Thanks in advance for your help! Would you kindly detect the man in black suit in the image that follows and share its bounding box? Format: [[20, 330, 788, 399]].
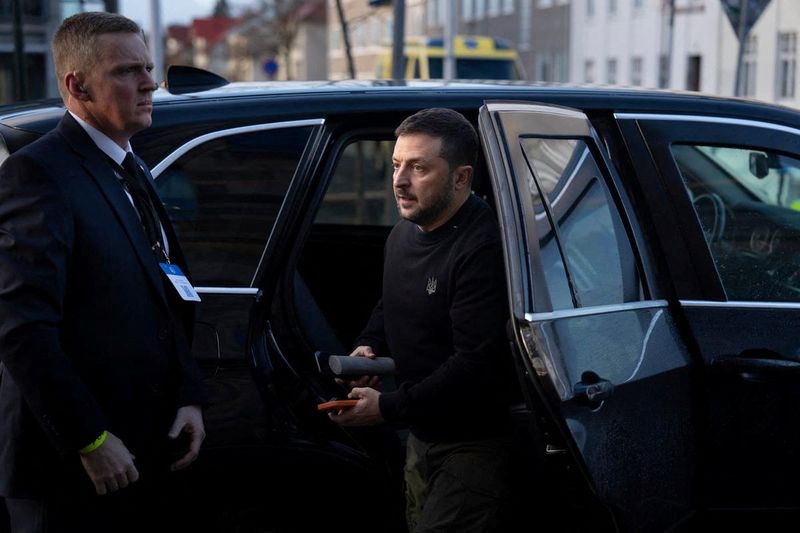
[[0, 12, 207, 532]]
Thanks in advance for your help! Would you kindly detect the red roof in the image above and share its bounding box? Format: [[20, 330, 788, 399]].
[[167, 24, 191, 46], [191, 17, 240, 47]]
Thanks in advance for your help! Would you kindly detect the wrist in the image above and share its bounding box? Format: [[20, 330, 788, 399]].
[[79, 430, 108, 454]]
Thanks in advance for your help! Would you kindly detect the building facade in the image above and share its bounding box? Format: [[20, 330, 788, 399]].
[[327, 0, 424, 80], [426, 0, 570, 82], [570, 0, 799, 108], [0, 0, 63, 103], [735, 0, 800, 107], [570, 0, 724, 90]]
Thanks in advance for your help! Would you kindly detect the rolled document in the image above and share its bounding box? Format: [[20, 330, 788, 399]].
[[327, 355, 396, 376]]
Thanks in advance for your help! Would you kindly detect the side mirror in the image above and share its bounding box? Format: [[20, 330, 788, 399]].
[[749, 151, 770, 179]]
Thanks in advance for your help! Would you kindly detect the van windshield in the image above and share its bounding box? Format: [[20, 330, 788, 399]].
[[428, 57, 518, 80]]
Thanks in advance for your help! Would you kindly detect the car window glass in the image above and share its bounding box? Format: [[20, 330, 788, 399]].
[[522, 138, 642, 309], [672, 143, 800, 301], [315, 139, 398, 227], [156, 126, 312, 286]]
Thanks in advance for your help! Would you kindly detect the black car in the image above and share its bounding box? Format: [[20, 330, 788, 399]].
[[2, 69, 800, 532]]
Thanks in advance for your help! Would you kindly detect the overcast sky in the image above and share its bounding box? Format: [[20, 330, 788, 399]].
[[119, 0, 256, 27]]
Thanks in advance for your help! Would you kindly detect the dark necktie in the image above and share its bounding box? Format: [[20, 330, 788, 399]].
[[117, 152, 169, 263]]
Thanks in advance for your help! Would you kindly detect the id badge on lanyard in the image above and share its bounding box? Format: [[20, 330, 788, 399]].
[[159, 263, 201, 302]]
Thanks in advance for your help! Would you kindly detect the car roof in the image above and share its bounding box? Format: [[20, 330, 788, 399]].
[[2, 79, 799, 136]]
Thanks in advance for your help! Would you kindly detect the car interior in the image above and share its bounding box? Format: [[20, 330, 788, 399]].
[[672, 144, 800, 301]]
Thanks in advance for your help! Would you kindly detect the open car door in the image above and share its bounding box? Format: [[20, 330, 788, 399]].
[[479, 102, 699, 531]]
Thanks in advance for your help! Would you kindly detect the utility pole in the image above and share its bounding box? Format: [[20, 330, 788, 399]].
[[662, 0, 675, 89], [734, 0, 748, 96], [335, 0, 356, 78], [149, 0, 164, 85], [443, 0, 455, 80], [391, 0, 405, 80]]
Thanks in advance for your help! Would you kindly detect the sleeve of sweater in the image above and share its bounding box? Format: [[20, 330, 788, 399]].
[[379, 234, 509, 423], [354, 298, 388, 356]]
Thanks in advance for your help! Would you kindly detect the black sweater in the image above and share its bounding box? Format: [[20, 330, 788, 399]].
[[357, 194, 513, 442]]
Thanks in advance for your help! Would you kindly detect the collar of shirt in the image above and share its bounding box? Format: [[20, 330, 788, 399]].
[[68, 111, 171, 258], [69, 111, 133, 166]]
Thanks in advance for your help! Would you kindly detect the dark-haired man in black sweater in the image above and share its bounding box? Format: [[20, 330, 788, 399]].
[[329, 108, 514, 532]]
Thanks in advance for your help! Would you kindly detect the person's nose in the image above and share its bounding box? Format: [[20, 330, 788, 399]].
[[141, 69, 157, 92], [393, 165, 410, 189]]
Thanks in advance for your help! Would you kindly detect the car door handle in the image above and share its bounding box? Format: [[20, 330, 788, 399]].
[[573, 371, 615, 402], [711, 354, 800, 377]]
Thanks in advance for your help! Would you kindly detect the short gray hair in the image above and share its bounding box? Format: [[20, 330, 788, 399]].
[[52, 11, 143, 102]]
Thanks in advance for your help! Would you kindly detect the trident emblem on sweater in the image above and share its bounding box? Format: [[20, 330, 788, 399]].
[[426, 277, 438, 295]]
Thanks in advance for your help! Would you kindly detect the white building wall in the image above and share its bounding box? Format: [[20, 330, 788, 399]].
[[747, 0, 800, 107], [669, 0, 725, 94], [571, 0, 663, 87], [572, 0, 800, 108]]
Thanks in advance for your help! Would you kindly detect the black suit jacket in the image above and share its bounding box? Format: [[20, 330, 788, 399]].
[[0, 112, 207, 498]]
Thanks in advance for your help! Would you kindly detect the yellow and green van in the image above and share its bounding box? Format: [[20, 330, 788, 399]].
[[377, 35, 525, 80]]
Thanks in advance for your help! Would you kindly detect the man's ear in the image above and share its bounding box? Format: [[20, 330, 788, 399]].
[[65, 72, 89, 101], [454, 165, 473, 190]]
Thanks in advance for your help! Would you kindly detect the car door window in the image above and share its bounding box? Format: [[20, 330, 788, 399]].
[[297, 138, 397, 352], [155, 125, 313, 360], [672, 144, 800, 301], [520, 136, 648, 386], [522, 137, 642, 310], [314, 139, 398, 226], [157, 126, 312, 287]]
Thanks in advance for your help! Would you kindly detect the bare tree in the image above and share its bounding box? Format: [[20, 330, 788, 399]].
[[213, 0, 232, 18], [242, 0, 320, 80]]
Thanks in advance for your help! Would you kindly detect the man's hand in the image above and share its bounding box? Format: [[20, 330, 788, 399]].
[[168, 405, 205, 471], [334, 346, 381, 389], [79, 431, 139, 495], [328, 387, 384, 427]]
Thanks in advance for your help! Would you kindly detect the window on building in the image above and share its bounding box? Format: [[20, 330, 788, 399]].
[[554, 51, 568, 82], [519, 0, 531, 51], [502, 0, 514, 15], [0, 0, 44, 18], [630, 56, 643, 86], [354, 22, 366, 48], [606, 58, 617, 84], [427, 0, 439, 26], [370, 18, 381, 46], [385, 17, 393, 40], [488, 0, 501, 15], [778, 32, 797, 99], [538, 0, 554, 7], [686, 54, 701, 91], [535, 53, 553, 81], [633, 0, 644, 8], [587, 0, 595, 17], [584, 59, 595, 83], [658, 54, 669, 88], [475, 0, 486, 18], [609, 0, 617, 14], [742, 35, 757, 97], [462, 0, 474, 20], [329, 25, 340, 51]]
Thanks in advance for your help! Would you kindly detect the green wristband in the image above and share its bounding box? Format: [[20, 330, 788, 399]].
[[79, 430, 107, 454]]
